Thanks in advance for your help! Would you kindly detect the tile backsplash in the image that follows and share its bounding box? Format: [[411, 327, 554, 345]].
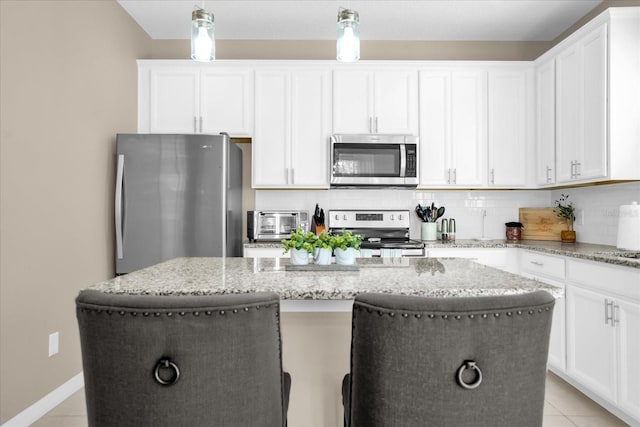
[[255, 181, 640, 246]]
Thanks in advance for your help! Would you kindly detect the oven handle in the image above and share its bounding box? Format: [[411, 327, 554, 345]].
[[400, 144, 407, 177]]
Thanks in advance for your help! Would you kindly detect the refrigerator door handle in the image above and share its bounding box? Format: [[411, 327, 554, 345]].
[[115, 154, 125, 259]]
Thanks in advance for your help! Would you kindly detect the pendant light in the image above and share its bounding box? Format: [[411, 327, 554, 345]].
[[191, 7, 215, 62], [336, 8, 360, 62]]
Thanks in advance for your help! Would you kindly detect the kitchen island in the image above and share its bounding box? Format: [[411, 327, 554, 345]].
[[91, 256, 561, 299], [87, 257, 561, 427]]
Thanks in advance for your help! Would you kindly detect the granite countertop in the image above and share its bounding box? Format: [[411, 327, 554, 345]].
[[89, 257, 562, 299], [245, 239, 640, 269]]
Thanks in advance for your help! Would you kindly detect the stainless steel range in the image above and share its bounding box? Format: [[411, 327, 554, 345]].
[[328, 210, 425, 257]]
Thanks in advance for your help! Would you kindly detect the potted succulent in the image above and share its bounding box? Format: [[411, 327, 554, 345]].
[[281, 227, 317, 265], [313, 230, 333, 265], [554, 194, 576, 243], [331, 230, 363, 265]]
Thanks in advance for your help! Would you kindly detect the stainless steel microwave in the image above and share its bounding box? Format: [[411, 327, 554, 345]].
[[330, 134, 419, 187]]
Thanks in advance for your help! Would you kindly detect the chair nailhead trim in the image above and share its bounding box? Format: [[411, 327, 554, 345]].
[[455, 315, 461, 320], [233, 309, 238, 313], [179, 312, 186, 316], [482, 314, 488, 318], [219, 310, 225, 315]]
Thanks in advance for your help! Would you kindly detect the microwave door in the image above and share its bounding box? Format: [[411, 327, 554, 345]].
[[332, 143, 403, 185]]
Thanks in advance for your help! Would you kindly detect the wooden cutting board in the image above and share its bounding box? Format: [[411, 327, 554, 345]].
[[519, 208, 566, 241]]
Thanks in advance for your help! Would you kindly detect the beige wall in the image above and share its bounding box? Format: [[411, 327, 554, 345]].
[[0, 0, 151, 422]]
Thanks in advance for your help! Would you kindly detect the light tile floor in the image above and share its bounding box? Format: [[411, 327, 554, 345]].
[[31, 372, 629, 426]]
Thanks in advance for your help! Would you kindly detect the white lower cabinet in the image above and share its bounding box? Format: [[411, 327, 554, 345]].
[[565, 258, 640, 424], [519, 250, 566, 373], [243, 246, 289, 258], [426, 248, 515, 273]]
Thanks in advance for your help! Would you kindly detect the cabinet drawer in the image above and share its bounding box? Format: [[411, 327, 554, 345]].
[[567, 259, 640, 302], [521, 251, 566, 281]]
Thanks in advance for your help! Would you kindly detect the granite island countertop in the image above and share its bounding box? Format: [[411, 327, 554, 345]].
[[245, 239, 640, 269], [89, 257, 562, 299]]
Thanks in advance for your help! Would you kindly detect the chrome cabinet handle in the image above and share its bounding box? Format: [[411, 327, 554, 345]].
[[613, 303, 620, 327], [605, 299, 614, 325], [291, 168, 294, 184], [490, 168, 495, 184], [530, 261, 544, 266], [574, 161, 581, 178], [546, 166, 552, 183], [453, 168, 457, 184], [193, 116, 197, 133], [115, 154, 125, 259], [447, 168, 451, 184]]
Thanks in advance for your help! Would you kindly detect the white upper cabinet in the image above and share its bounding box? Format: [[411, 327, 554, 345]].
[[487, 68, 532, 187], [555, 24, 607, 183], [419, 69, 487, 187], [535, 58, 556, 186], [543, 8, 640, 185], [333, 68, 418, 134], [138, 61, 253, 136], [253, 67, 331, 188]]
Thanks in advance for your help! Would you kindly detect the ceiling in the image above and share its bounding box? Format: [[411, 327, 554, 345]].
[[118, 0, 603, 42]]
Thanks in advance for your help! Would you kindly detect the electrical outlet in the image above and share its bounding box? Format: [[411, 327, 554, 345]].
[[48, 332, 59, 357]]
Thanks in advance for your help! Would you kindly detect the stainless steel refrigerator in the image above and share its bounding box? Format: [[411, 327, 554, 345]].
[[115, 133, 242, 274]]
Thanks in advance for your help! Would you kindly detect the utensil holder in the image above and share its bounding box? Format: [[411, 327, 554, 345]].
[[421, 222, 437, 241]]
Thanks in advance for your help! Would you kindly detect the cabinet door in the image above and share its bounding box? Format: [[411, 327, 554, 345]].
[[566, 285, 617, 403], [535, 58, 556, 185], [556, 44, 581, 183], [333, 70, 372, 133], [450, 71, 487, 186], [617, 298, 640, 421], [548, 296, 566, 372], [556, 24, 608, 184], [253, 71, 290, 187], [373, 70, 418, 134], [200, 68, 253, 136], [419, 70, 450, 186], [488, 70, 528, 187], [290, 69, 331, 187], [149, 69, 199, 133], [580, 24, 607, 181]]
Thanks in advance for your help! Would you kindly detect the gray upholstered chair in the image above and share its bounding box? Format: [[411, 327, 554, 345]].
[[342, 290, 555, 427], [76, 290, 290, 427]]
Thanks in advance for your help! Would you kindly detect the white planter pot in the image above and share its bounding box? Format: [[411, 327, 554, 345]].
[[290, 248, 310, 265], [313, 248, 332, 265], [335, 247, 357, 265]]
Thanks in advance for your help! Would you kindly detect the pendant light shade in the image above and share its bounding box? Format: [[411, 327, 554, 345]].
[[191, 8, 215, 62], [337, 8, 360, 62]]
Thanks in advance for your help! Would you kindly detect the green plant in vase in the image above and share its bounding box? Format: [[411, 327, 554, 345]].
[[330, 230, 363, 251], [282, 227, 317, 264], [331, 230, 363, 265], [554, 193, 576, 242]]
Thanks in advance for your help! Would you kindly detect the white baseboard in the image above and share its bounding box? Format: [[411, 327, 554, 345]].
[[2, 372, 84, 427]]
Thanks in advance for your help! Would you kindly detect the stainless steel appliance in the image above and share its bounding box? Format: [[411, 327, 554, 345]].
[[328, 210, 425, 257], [247, 210, 309, 242], [330, 134, 419, 187], [115, 133, 242, 274]]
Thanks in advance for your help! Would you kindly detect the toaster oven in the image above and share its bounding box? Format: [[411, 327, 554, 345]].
[[247, 211, 309, 242]]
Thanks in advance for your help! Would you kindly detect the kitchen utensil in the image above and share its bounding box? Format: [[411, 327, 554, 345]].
[[313, 204, 326, 234], [436, 207, 445, 220]]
